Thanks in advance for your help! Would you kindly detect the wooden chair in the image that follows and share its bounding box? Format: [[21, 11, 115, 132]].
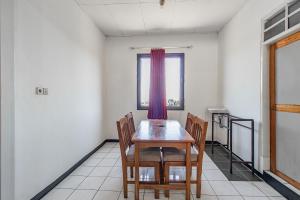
[[125, 112, 135, 178], [163, 116, 208, 198], [125, 112, 135, 136], [117, 117, 161, 199], [185, 112, 195, 134]]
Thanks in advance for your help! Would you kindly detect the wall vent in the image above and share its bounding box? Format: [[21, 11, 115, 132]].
[[264, 0, 300, 41]]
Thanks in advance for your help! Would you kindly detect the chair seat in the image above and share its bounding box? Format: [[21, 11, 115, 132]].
[[163, 147, 198, 162], [127, 145, 161, 162]]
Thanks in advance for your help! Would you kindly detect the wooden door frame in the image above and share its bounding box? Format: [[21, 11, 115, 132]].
[[269, 31, 300, 190]]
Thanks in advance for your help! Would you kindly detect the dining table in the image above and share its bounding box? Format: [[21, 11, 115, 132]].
[[131, 120, 195, 200]]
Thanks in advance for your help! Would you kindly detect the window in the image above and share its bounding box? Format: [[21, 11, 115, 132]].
[[264, 0, 300, 41], [137, 53, 184, 110]]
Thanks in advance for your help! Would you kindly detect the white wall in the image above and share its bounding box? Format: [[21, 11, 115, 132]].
[[104, 33, 219, 139], [218, 0, 285, 171], [14, 0, 106, 199], [1, 0, 15, 199]]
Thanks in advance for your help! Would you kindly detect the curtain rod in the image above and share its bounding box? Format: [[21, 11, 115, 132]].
[[129, 45, 193, 50]]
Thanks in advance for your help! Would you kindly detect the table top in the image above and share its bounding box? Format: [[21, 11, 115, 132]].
[[132, 120, 194, 143]]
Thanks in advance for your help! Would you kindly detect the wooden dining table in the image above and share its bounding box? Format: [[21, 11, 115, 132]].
[[132, 120, 195, 200]]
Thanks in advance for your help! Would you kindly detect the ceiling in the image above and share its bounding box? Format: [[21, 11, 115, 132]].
[[76, 0, 246, 37]]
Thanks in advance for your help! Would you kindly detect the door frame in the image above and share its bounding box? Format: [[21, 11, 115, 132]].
[[0, 0, 15, 199], [269, 31, 300, 190]]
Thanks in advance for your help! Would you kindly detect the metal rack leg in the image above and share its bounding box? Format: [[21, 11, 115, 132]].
[[251, 120, 254, 175], [227, 114, 230, 150], [230, 120, 233, 174], [211, 113, 214, 154]]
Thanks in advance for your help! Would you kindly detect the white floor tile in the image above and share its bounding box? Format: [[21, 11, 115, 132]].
[[167, 193, 194, 200], [105, 152, 121, 159], [217, 196, 243, 200], [78, 176, 106, 190], [191, 181, 215, 195], [93, 190, 120, 200], [268, 197, 287, 200], [252, 182, 282, 197], [96, 147, 112, 153], [41, 189, 73, 200], [97, 158, 118, 167], [231, 181, 265, 197], [89, 166, 112, 177], [243, 197, 269, 200], [92, 152, 108, 159], [203, 170, 227, 181], [143, 192, 168, 200], [100, 177, 123, 191], [115, 159, 122, 167], [193, 195, 218, 200], [56, 176, 85, 189], [67, 189, 96, 200], [83, 158, 102, 167], [118, 192, 142, 200], [208, 181, 239, 196], [109, 166, 123, 178], [203, 162, 219, 170], [72, 166, 94, 176], [111, 148, 121, 153]]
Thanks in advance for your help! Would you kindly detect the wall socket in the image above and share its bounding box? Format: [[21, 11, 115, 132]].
[[36, 87, 43, 95], [35, 87, 48, 95]]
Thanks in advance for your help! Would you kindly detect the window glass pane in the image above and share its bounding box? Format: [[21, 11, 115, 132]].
[[288, 0, 300, 14], [165, 57, 181, 107], [140, 57, 150, 107], [288, 11, 300, 28], [264, 9, 285, 29], [264, 21, 285, 41], [275, 39, 300, 104]]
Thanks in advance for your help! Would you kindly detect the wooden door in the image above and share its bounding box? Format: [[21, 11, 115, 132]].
[[270, 31, 300, 190]]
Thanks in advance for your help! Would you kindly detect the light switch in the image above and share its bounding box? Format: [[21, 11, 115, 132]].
[[43, 88, 48, 95]]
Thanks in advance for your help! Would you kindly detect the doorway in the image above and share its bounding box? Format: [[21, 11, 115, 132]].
[[270, 31, 300, 190]]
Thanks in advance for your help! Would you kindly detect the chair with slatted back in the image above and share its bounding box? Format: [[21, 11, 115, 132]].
[[185, 112, 195, 134], [117, 117, 162, 199], [125, 112, 135, 137], [125, 112, 136, 178], [163, 116, 208, 198]]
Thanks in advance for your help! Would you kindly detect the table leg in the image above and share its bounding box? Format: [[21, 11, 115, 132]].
[[186, 143, 191, 200], [134, 143, 140, 200]]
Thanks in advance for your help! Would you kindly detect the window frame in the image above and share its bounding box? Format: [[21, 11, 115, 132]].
[[137, 53, 185, 111]]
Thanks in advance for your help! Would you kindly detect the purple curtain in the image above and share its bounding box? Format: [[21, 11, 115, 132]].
[[147, 49, 167, 120]]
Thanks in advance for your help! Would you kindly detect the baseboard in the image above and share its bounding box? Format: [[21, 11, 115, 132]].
[[105, 139, 119, 142], [31, 139, 115, 200], [263, 171, 300, 200]]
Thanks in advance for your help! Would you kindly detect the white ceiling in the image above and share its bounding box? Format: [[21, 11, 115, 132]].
[[76, 0, 247, 37]]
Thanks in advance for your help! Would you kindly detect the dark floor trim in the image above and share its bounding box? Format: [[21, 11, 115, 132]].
[[205, 140, 263, 178], [106, 139, 119, 142], [31, 139, 116, 200], [263, 171, 300, 200]]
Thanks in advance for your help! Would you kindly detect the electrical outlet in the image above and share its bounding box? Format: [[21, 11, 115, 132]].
[[43, 88, 48, 95], [35, 87, 43, 95]]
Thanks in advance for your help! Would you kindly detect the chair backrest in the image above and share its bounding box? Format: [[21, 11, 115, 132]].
[[191, 116, 208, 161], [125, 112, 135, 135], [116, 117, 131, 161], [185, 112, 195, 134]]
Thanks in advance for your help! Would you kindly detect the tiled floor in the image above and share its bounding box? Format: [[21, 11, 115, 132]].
[[42, 142, 286, 200]]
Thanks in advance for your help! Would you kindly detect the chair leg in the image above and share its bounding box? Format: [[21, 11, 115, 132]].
[[122, 165, 128, 198], [154, 164, 160, 199], [196, 166, 202, 198], [130, 166, 134, 178], [164, 164, 170, 198]]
